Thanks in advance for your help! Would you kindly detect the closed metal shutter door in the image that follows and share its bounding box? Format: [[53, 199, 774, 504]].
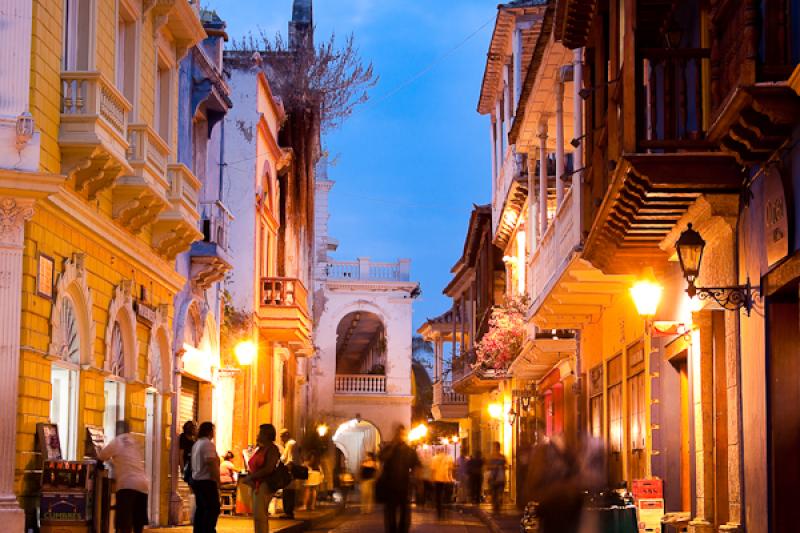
[[179, 377, 199, 426]]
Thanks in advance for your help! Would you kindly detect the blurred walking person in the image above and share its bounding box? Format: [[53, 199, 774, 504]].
[[359, 452, 378, 514], [301, 453, 324, 511], [246, 424, 282, 533], [430, 448, 454, 520], [455, 448, 470, 504], [192, 422, 221, 533], [487, 442, 507, 515], [279, 429, 299, 518], [95, 421, 149, 533], [378, 424, 421, 533], [466, 450, 484, 504]]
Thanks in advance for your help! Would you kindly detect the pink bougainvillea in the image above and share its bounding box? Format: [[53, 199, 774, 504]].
[[473, 297, 527, 371]]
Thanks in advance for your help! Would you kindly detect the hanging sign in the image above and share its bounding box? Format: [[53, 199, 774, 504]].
[[763, 166, 788, 267]]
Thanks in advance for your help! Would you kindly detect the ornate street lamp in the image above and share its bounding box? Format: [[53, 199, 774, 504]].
[[675, 224, 757, 314], [234, 340, 257, 366], [506, 407, 517, 426]]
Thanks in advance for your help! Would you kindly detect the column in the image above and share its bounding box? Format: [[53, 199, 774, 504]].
[[513, 27, 523, 108], [555, 79, 566, 207], [689, 312, 714, 533], [538, 122, 548, 235], [0, 197, 34, 531], [573, 49, 584, 231], [503, 64, 513, 133], [0, 0, 33, 118], [495, 101, 504, 168], [527, 155, 538, 251]]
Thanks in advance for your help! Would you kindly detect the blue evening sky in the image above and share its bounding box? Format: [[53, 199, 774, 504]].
[[206, 0, 494, 330]]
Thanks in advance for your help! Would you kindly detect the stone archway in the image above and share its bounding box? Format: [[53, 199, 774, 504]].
[[332, 418, 381, 475], [335, 311, 386, 375]]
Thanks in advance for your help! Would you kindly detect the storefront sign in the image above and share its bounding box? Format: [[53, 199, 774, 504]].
[[135, 301, 156, 325], [632, 479, 664, 533], [764, 166, 789, 267], [41, 491, 93, 522], [37, 253, 54, 299]]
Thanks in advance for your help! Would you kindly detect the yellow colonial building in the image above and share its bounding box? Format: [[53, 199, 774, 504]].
[[0, 0, 206, 529]]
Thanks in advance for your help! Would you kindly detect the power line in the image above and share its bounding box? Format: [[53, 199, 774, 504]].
[[219, 13, 494, 169]]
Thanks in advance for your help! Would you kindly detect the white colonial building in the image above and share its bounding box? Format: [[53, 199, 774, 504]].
[[311, 162, 418, 471]]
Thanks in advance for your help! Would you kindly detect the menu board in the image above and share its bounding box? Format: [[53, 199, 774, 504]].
[[84, 426, 105, 459], [36, 423, 62, 461]]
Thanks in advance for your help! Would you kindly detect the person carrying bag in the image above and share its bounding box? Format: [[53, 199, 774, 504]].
[[245, 425, 282, 533]]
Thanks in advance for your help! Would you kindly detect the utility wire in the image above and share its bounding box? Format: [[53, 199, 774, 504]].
[[219, 13, 495, 169]]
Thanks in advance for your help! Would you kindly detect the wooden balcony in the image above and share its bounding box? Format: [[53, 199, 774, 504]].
[[257, 277, 312, 344], [637, 48, 715, 152], [582, 153, 744, 275], [151, 163, 202, 259], [334, 374, 386, 395], [59, 71, 133, 199], [432, 381, 468, 421], [112, 124, 170, 233], [451, 349, 506, 394], [189, 201, 233, 290], [492, 148, 528, 247]]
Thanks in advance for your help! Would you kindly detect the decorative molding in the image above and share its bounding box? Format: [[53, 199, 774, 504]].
[[104, 280, 139, 380], [0, 197, 34, 247], [147, 303, 173, 393], [49, 253, 95, 365]]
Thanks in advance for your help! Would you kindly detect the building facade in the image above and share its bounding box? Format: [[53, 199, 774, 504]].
[[312, 162, 418, 462], [5, 0, 206, 530]]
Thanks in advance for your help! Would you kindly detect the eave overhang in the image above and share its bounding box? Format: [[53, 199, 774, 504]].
[[493, 175, 529, 248], [553, 0, 598, 49], [509, 337, 575, 381], [583, 153, 744, 275]]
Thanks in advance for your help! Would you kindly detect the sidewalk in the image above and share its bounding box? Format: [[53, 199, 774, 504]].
[[146, 504, 341, 533], [466, 503, 522, 533]]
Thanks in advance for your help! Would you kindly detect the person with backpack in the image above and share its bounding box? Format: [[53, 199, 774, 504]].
[[245, 424, 281, 533], [191, 422, 221, 533]]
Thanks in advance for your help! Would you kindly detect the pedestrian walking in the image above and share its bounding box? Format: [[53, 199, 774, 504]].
[[191, 422, 221, 533], [487, 442, 507, 515], [430, 448, 454, 520], [417, 450, 432, 507], [378, 424, 421, 533], [466, 450, 484, 504], [301, 452, 324, 511], [246, 424, 282, 533], [359, 452, 378, 514], [95, 421, 149, 533], [455, 448, 470, 504], [279, 429, 299, 518]]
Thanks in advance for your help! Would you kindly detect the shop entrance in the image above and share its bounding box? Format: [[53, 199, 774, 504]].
[[332, 419, 381, 475], [767, 275, 800, 532]]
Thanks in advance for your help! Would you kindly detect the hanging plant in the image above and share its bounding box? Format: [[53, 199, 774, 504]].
[[473, 297, 528, 371]]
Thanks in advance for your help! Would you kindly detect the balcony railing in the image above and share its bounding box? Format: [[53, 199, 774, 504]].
[[260, 277, 309, 311], [433, 381, 467, 405], [327, 258, 411, 282], [61, 71, 130, 140], [639, 47, 712, 151], [492, 147, 524, 233], [150, 164, 202, 259], [199, 201, 233, 251], [530, 184, 581, 304], [335, 374, 386, 394]]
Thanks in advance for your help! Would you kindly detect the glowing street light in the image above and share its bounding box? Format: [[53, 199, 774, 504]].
[[316, 424, 329, 437], [630, 267, 664, 318], [488, 402, 503, 420], [408, 423, 428, 442], [234, 340, 257, 366]]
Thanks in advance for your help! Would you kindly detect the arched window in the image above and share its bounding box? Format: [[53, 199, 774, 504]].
[[110, 321, 124, 377], [60, 297, 81, 365]]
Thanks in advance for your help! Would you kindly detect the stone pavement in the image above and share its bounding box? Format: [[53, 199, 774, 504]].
[[470, 503, 523, 533], [146, 505, 339, 533], [323, 506, 490, 533]]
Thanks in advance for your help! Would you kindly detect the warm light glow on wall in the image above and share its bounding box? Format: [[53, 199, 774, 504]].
[[182, 343, 210, 364], [488, 402, 503, 420]]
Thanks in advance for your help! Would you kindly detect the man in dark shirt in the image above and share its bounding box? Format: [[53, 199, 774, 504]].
[[179, 421, 196, 482], [378, 425, 420, 533]]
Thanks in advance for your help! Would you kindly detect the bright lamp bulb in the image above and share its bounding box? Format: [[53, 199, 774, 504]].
[[234, 340, 257, 366], [630, 269, 664, 318], [488, 402, 503, 420]]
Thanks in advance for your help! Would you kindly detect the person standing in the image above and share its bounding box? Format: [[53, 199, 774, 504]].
[[179, 421, 197, 483], [455, 448, 470, 504], [247, 424, 281, 533], [301, 453, 324, 511], [192, 422, 221, 533], [487, 442, 507, 515], [96, 421, 149, 533], [279, 429, 298, 518], [466, 450, 484, 505], [358, 452, 378, 514], [430, 448, 454, 520], [378, 425, 420, 533]]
